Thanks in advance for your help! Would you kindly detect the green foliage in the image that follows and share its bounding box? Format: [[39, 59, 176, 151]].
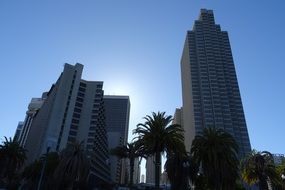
[[22, 152, 59, 189], [241, 150, 281, 190], [191, 127, 239, 190], [0, 136, 26, 189], [53, 141, 90, 189], [164, 152, 195, 190], [134, 112, 185, 190]]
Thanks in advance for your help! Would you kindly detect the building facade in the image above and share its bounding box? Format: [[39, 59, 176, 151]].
[[23, 63, 110, 185], [273, 154, 284, 166], [145, 156, 156, 184], [14, 122, 24, 142], [104, 95, 130, 184], [180, 9, 251, 157], [16, 97, 45, 147]]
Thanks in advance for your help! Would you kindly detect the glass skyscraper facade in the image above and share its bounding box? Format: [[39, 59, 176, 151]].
[[181, 9, 251, 158]]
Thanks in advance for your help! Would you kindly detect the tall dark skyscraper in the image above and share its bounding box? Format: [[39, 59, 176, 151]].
[[180, 9, 251, 157], [104, 95, 130, 183]]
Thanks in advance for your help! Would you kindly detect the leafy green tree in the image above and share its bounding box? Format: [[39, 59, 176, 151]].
[[53, 141, 90, 189], [276, 160, 285, 189], [110, 141, 145, 187], [134, 112, 184, 190], [0, 136, 26, 189], [191, 127, 239, 190], [241, 150, 281, 190]]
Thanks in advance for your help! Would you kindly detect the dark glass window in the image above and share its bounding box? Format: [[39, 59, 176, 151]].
[[77, 92, 85, 97], [73, 113, 80, 119], [69, 130, 77, 136], [72, 119, 79, 124], [76, 97, 84, 102], [70, 125, 78, 130], [75, 102, 83, 107], [80, 82, 87, 87], [79, 87, 86, 92], [74, 107, 81, 113]]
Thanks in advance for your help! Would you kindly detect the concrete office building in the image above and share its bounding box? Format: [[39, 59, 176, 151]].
[[23, 63, 110, 185], [133, 157, 141, 184], [180, 9, 251, 157], [273, 154, 284, 166], [16, 97, 45, 147], [146, 156, 157, 184], [173, 108, 183, 125], [104, 95, 130, 184], [14, 122, 24, 142]]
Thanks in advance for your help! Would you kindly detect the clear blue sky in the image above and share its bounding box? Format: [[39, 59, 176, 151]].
[[1, 1, 284, 157]]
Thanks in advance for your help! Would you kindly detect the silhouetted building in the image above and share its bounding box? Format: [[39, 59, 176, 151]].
[[273, 154, 284, 166], [146, 156, 160, 184], [133, 158, 141, 184], [17, 97, 45, 147], [14, 122, 23, 142], [23, 63, 110, 186], [180, 9, 251, 158], [104, 95, 130, 184]]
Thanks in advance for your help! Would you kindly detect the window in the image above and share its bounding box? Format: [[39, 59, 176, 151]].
[[80, 82, 87, 87], [73, 113, 80, 119], [75, 102, 83, 107], [74, 107, 81, 113], [70, 125, 78, 130], [76, 97, 83, 102], [69, 130, 77, 136], [77, 92, 85, 97], [79, 87, 86, 92], [72, 119, 79, 124]]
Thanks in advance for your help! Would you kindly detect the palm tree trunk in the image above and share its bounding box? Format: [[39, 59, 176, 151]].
[[130, 158, 134, 189], [258, 176, 269, 190], [155, 151, 161, 190]]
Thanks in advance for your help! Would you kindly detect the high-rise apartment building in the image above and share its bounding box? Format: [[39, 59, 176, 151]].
[[104, 95, 130, 183], [145, 156, 157, 184], [180, 9, 251, 157], [16, 96, 45, 147], [23, 63, 110, 185], [133, 157, 141, 184], [14, 122, 24, 142]]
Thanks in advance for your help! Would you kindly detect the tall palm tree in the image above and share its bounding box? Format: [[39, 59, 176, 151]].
[[0, 136, 26, 187], [191, 127, 239, 190], [110, 141, 145, 187], [53, 141, 90, 189], [241, 150, 281, 190], [134, 112, 184, 190]]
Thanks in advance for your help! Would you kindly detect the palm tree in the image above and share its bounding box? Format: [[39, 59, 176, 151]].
[[22, 152, 59, 189], [276, 160, 285, 189], [241, 150, 281, 190], [0, 136, 26, 188], [53, 141, 90, 189], [134, 111, 184, 190], [110, 141, 145, 187], [191, 127, 239, 190], [165, 152, 197, 190]]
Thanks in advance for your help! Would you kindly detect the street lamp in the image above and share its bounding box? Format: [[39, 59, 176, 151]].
[[37, 138, 56, 190]]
